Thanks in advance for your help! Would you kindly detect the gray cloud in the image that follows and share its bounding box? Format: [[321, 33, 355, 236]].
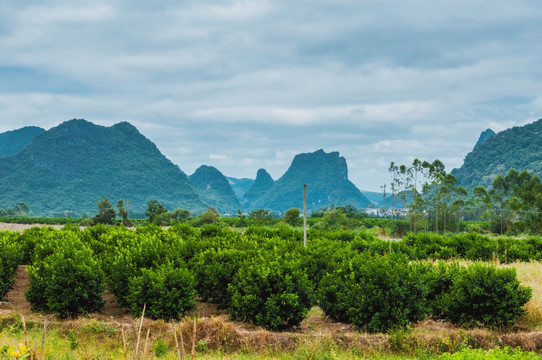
[[0, 0, 541, 191]]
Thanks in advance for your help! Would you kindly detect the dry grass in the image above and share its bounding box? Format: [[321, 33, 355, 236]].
[[3, 260, 542, 358], [502, 261, 542, 330]]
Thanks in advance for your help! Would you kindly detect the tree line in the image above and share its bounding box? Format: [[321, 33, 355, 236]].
[[387, 159, 542, 235]]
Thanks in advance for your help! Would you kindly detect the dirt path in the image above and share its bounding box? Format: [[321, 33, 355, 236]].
[[0, 223, 65, 232]]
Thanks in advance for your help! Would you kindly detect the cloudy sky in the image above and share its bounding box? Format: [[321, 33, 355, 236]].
[[1, 1, 541, 191]]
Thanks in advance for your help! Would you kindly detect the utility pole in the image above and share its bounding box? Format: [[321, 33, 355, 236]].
[[303, 184, 308, 248]]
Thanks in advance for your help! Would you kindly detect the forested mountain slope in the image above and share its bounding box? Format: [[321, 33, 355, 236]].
[[190, 165, 240, 214], [0, 126, 44, 157], [0, 119, 205, 216], [250, 149, 371, 213], [453, 119, 542, 190]]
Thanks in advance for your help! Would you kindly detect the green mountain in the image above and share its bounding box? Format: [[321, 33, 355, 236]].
[[473, 128, 496, 150], [453, 119, 542, 190], [243, 169, 275, 209], [250, 149, 371, 213], [190, 166, 241, 215], [0, 119, 205, 216], [0, 126, 45, 157], [226, 177, 254, 201]]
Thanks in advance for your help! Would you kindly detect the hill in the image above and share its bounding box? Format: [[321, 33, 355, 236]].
[[0, 126, 44, 157], [190, 166, 240, 215], [473, 129, 496, 150], [250, 149, 371, 213], [452, 119, 542, 190], [226, 177, 254, 201], [0, 119, 205, 216], [243, 169, 275, 209]]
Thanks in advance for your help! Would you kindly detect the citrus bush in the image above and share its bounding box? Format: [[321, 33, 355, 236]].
[[438, 263, 532, 328], [190, 248, 247, 308], [228, 256, 314, 330], [0, 231, 23, 300], [25, 231, 105, 318], [127, 263, 197, 320], [319, 252, 428, 333]]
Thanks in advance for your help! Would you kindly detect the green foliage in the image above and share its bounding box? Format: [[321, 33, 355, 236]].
[[191, 248, 246, 308], [91, 197, 116, 225], [318, 252, 428, 333], [100, 227, 176, 307], [283, 208, 301, 226], [0, 125, 44, 157], [193, 207, 220, 226], [153, 339, 169, 357], [127, 263, 197, 320], [25, 231, 105, 318], [228, 256, 314, 330], [437, 346, 542, 360], [189, 165, 241, 214], [248, 209, 275, 226], [0, 119, 206, 217], [145, 200, 168, 224], [248, 149, 371, 212], [438, 263, 532, 329], [0, 232, 23, 300]]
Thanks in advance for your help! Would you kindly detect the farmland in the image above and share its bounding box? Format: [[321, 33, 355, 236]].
[[2, 223, 542, 359]]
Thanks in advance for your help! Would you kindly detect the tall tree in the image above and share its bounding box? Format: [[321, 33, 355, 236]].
[[92, 197, 116, 225]]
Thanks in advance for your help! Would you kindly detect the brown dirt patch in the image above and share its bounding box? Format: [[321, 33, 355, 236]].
[[0, 265, 32, 316]]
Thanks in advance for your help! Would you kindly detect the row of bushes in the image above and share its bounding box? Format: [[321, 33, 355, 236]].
[[0, 224, 534, 333], [318, 254, 531, 332]]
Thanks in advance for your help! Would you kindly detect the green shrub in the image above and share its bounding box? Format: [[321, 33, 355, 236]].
[[319, 252, 428, 333], [228, 256, 314, 330], [191, 248, 246, 308], [101, 230, 173, 307], [25, 232, 105, 318], [0, 232, 23, 300], [153, 339, 169, 357], [127, 263, 196, 320], [439, 263, 531, 329]]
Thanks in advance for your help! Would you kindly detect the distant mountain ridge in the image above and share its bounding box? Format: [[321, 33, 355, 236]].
[[473, 129, 496, 150], [226, 177, 254, 201], [0, 119, 205, 216], [0, 121, 377, 216], [243, 169, 275, 209], [0, 126, 44, 157], [190, 166, 240, 214], [453, 119, 542, 190], [249, 149, 371, 212]]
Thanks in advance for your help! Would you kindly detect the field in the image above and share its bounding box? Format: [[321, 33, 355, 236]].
[[2, 224, 542, 359]]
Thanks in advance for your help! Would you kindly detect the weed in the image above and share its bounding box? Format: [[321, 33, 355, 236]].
[[153, 338, 168, 357]]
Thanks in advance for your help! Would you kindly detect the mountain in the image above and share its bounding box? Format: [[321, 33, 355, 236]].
[[0, 126, 45, 157], [452, 119, 542, 190], [226, 177, 254, 201], [250, 149, 371, 213], [361, 190, 398, 209], [0, 119, 205, 216], [243, 169, 275, 209], [190, 166, 241, 214], [473, 129, 496, 150]]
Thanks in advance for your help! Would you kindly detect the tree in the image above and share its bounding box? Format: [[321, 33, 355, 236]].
[[91, 198, 116, 225], [171, 208, 191, 223], [248, 209, 274, 226], [145, 200, 168, 224], [117, 199, 132, 227], [194, 207, 219, 226], [284, 208, 301, 226]]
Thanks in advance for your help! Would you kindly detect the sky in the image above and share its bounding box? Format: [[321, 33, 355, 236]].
[[1, 1, 541, 192]]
